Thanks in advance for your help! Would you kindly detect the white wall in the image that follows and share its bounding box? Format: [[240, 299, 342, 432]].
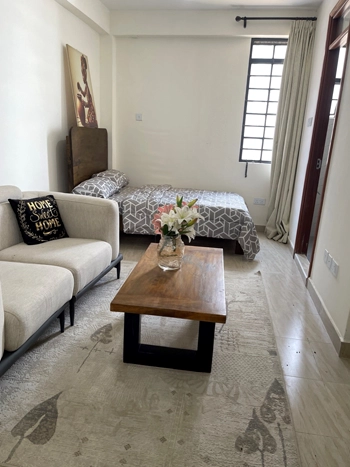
[[290, 0, 350, 342], [110, 9, 316, 37], [309, 51, 350, 341], [55, 0, 110, 34], [114, 36, 271, 225], [111, 10, 315, 226], [0, 0, 100, 192]]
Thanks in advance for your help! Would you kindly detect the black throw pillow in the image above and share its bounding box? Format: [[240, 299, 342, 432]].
[[8, 195, 69, 245]]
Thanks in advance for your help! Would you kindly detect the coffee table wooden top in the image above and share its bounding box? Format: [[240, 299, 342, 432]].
[[111, 243, 226, 324]]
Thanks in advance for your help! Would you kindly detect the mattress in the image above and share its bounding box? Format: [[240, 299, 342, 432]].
[[110, 184, 260, 260]]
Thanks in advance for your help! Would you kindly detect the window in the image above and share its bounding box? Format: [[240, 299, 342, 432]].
[[330, 46, 346, 117], [239, 39, 288, 163]]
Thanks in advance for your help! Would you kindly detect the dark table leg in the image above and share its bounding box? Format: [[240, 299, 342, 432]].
[[123, 313, 141, 363], [197, 321, 215, 372], [123, 313, 216, 373]]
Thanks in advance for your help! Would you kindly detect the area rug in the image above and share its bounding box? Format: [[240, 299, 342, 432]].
[[0, 262, 300, 467]]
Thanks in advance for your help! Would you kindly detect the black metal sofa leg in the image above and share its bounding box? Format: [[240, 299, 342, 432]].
[[58, 311, 65, 333], [116, 261, 121, 279], [70, 298, 76, 326]]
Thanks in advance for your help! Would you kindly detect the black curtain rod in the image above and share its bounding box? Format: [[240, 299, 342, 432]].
[[235, 16, 317, 28]]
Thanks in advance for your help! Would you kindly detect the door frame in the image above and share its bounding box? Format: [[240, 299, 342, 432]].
[[294, 0, 350, 276]]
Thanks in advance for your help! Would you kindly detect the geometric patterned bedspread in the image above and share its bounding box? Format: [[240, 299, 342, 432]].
[[111, 184, 260, 260]]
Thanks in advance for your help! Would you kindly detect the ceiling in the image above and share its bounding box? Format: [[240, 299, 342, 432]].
[[99, 0, 322, 10]]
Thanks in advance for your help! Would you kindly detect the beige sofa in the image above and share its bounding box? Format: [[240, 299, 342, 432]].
[[0, 185, 122, 376]]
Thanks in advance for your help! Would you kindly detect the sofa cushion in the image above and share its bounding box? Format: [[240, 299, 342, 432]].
[[0, 185, 22, 204], [8, 195, 69, 245], [0, 187, 23, 251], [0, 261, 74, 352], [0, 238, 112, 295], [0, 281, 4, 360]]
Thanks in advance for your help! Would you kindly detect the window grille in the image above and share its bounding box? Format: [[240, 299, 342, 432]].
[[239, 38, 288, 163]]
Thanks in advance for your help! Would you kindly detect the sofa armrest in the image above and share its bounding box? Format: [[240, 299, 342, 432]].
[[0, 280, 4, 361], [23, 191, 120, 260]]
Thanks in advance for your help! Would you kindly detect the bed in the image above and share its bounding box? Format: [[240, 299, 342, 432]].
[[66, 127, 260, 260]]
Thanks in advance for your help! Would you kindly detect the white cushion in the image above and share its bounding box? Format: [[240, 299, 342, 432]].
[[0, 200, 23, 252], [22, 191, 120, 261], [0, 261, 74, 352], [0, 238, 112, 295], [0, 280, 4, 360], [0, 185, 22, 203]]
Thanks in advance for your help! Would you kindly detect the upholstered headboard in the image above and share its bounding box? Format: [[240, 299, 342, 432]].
[[66, 127, 108, 191]]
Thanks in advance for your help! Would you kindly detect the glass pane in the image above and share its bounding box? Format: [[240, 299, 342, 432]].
[[248, 89, 269, 101], [270, 76, 282, 88], [266, 115, 276, 126], [251, 63, 272, 76], [268, 102, 278, 114], [336, 47, 346, 79], [264, 127, 275, 138], [332, 84, 340, 100], [330, 100, 337, 116], [269, 89, 280, 101], [272, 64, 284, 76], [262, 150, 273, 162], [274, 45, 287, 59], [245, 114, 266, 126], [252, 44, 274, 59], [263, 139, 273, 150], [244, 126, 264, 138], [243, 138, 262, 149], [247, 101, 267, 114], [249, 76, 270, 88], [242, 149, 261, 161]]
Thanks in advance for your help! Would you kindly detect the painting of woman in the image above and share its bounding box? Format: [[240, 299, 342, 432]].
[[66, 45, 98, 128]]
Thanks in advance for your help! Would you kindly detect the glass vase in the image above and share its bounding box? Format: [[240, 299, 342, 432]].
[[157, 235, 185, 271]]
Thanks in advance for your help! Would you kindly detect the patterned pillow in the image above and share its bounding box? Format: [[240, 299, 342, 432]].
[[93, 169, 129, 192], [72, 177, 118, 198], [8, 195, 69, 245]]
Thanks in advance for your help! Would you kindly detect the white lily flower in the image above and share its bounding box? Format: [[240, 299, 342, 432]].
[[183, 226, 196, 242], [173, 206, 193, 223], [154, 195, 203, 240]]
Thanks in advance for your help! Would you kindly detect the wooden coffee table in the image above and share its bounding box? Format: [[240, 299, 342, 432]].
[[110, 243, 226, 373]]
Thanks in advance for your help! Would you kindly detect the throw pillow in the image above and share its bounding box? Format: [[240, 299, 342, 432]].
[[93, 169, 129, 192], [8, 195, 69, 245], [72, 177, 118, 198]]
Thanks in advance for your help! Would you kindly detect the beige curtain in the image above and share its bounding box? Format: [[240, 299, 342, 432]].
[[265, 20, 316, 243]]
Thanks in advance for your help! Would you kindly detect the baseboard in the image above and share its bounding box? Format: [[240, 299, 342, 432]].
[[288, 238, 309, 285], [294, 254, 309, 285], [307, 278, 350, 358], [255, 225, 265, 232]]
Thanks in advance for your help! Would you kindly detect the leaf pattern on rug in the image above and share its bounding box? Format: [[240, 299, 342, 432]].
[[260, 378, 291, 467], [235, 378, 291, 467], [235, 408, 277, 466], [91, 323, 113, 344], [77, 323, 114, 373], [260, 378, 291, 425], [4, 392, 62, 463]]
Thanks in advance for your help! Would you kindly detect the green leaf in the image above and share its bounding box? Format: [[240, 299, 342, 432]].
[[187, 198, 198, 208], [176, 195, 183, 207]]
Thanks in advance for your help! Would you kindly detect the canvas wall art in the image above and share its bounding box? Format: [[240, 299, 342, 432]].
[[66, 44, 98, 128]]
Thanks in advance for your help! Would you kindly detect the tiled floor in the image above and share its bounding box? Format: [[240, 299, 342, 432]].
[[120, 233, 350, 467]]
